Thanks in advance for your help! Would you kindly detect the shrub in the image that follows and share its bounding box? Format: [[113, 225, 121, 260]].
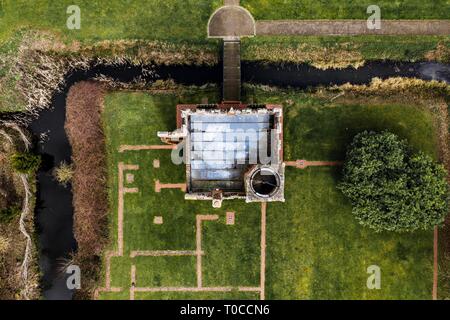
[[10, 152, 41, 174], [0, 205, 21, 223], [339, 131, 449, 232], [53, 161, 74, 186]]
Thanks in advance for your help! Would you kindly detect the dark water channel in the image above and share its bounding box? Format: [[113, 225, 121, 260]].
[[4, 60, 449, 299]]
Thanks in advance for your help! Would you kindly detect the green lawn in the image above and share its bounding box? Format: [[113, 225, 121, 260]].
[[0, 0, 222, 42], [247, 89, 438, 160], [100, 89, 263, 300], [241, 0, 450, 20], [255, 87, 436, 299], [98, 88, 437, 299], [267, 168, 433, 299]]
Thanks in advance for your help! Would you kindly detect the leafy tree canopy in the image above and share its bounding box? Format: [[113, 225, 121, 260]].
[[339, 131, 448, 232]]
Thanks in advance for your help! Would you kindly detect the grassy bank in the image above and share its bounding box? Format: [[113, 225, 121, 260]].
[[242, 36, 450, 68], [0, 127, 39, 299]]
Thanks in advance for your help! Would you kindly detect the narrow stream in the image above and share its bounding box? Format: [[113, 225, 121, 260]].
[[9, 60, 450, 299], [244, 61, 450, 86], [27, 64, 221, 299]]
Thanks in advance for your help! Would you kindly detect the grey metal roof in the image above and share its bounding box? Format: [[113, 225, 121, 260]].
[[188, 113, 273, 192]]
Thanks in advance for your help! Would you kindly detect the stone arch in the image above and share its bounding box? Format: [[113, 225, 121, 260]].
[[207, 6, 256, 38]]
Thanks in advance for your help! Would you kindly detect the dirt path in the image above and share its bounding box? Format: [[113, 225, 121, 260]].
[[155, 180, 186, 193], [256, 20, 450, 36], [285, 159, 343, 169], [119, 144, 176, 153], [130, 250, 199, 258]]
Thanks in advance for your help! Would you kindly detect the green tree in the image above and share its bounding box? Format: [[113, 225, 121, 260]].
[[10, 152, 41, 174], [339, 131, 448, 232]]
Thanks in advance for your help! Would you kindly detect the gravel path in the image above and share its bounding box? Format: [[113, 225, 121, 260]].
[[256, 20, 450, 36]]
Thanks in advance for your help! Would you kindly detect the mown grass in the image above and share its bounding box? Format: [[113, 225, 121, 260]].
[[246, 89, 439, 160], [0, 0, 222, 43], [100, 89, 262, 300], [252, 87, 437, 299], [99, 88, 437, 299], [268, 168, 433, 299], [241, 0, 450, 20]]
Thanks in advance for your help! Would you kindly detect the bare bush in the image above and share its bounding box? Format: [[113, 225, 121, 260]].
[[65, 81, 108, 298]]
